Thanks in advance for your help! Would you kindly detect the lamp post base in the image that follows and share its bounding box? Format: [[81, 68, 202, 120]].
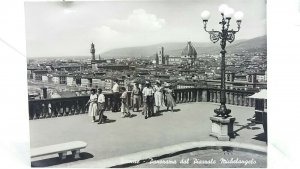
[[210, 116, 236, 141], [214, 105, 231, 118]]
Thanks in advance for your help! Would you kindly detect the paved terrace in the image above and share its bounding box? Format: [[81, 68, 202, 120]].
[[30, 102, 266, 167]]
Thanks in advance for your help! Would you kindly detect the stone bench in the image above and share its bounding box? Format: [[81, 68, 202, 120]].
[[31, 141, 87, 160]]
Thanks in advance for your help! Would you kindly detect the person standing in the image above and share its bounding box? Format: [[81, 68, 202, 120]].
[[97, 88, 107, 124], [86, 89, 98, 122], [132, 83, 141, 112], [120, 87, 131, 118], [153, 80, 164, 115], [142, 81, 154, 119], [164, 84, 176, 112], [138, 83, 143, 106], [111, 79, 120, 112]]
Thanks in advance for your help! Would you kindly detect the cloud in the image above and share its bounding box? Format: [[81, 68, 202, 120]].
[[111, 9, 166, 32], [94, 26, 120, 38]]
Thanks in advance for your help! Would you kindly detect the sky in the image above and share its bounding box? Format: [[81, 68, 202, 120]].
[[25, 0, 266, 57]]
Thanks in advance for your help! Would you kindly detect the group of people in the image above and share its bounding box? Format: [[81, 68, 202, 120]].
[[86, 88, 108, 124], [86, 79, 176, 122], [137, 80, 176, 119]]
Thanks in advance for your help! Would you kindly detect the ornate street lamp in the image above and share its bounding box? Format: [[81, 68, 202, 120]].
[[201, 4, 243, 118], [201, 4, 244, 141]]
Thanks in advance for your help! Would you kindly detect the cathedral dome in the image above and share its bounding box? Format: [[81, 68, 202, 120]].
[[181, 41, 197, 57]]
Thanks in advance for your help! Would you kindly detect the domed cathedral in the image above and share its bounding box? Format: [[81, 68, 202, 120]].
[[181, 41, 197, 66]]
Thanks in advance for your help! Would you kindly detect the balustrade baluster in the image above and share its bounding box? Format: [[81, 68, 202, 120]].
[[40, 103, 45, 118], [233, 93, 237, 105], [237, 93, 241, 105], [214, 91, 218, 103], [225, 92, 229, 104], [46, 102, 51, 118], [29, 102, 34, 120], [264, 99, 267, 110], [245, 97, 249, 107], [230, 92, 234, 105], [62, 101, 67, 116], [209, 90, 212, 102], [174, 91, 178, 103], [217, 91, 220, 103], [250, 98, 254, 107], [179, 91, 182, 103], [196, 89, 200, 102], [241, 94, 245, 106], [202, 90, 207, 102], [32, 102, 38, 119], [194, 89, 198, 102]]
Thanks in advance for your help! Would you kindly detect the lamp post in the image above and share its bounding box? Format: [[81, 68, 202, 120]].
[[201, 4, 244, 141], [201, 4, 243, 118]]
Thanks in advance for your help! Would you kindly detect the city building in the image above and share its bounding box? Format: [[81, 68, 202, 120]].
[[32, 70, 48, 80], [168, 56, 182, 65]]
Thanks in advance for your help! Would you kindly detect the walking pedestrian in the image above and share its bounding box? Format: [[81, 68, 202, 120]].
[[97, 88, 107, 124], [86, 89, 98, 122]]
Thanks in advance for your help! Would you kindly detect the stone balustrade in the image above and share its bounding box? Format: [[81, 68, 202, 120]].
[[28, 88, 263, 120]]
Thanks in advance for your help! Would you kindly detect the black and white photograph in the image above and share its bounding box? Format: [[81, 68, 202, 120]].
[[24, 0, 267, 168]]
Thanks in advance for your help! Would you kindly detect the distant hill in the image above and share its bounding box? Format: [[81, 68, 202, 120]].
[[101, 35, 266, 58]]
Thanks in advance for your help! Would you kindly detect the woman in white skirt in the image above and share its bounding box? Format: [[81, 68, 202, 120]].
[[154, 80, 164, 115], [86, 89, 98, 122]]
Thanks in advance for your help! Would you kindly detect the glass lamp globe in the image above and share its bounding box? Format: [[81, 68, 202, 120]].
[[224, 7, 235, 19], [234, 11, 244, 21], [201, 10, 211, 21], [218, 4, 228, 14]]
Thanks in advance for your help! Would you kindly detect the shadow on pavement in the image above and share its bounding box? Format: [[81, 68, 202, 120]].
[[233, 122, 255, 137], [159, 108, 181, 114], [252, 133, 267, 143], [129, 114, 137, 118], [103, 119, 116, 124], [31, 152, 94, 167]]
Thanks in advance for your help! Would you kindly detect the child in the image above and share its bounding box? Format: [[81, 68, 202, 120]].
[[120, 87, 131, 118]]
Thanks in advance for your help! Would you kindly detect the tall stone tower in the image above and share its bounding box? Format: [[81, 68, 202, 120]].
[[90, 43, 95, 60], [158, 47, 165, 65], [155, 52, 159, 66], [90, 43, 97, 70]]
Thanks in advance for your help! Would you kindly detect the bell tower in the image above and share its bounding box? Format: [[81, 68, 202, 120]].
[[90, 43, 95, 60], [90, 43, 97, 70]]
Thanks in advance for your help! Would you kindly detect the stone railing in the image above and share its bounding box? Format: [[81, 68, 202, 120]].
[[28, 93, 131, 120], [28, 88, 264, 120], [172, 88, 259, 107]]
